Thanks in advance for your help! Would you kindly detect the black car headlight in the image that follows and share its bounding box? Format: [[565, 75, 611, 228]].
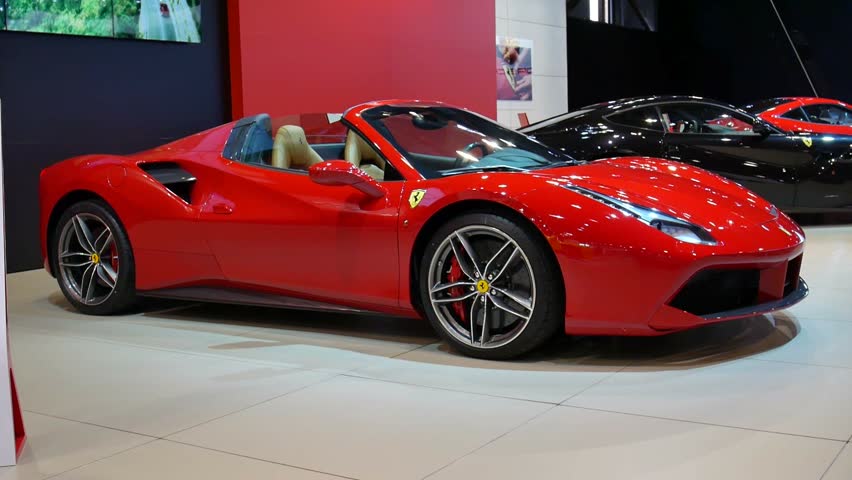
[[563, 185, 717, 245]]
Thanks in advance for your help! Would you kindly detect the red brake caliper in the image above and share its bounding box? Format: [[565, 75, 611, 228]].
[[110, 243, 119, 272], [447, 256, 467, 323]]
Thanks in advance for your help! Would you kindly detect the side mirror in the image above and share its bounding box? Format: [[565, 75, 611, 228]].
[[308, 160, 386, 199], [752, 121, 772, 137]]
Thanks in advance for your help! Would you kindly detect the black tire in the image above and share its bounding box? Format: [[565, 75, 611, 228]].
[[419, 211, 564, 359], [51, 200, 137, 315]]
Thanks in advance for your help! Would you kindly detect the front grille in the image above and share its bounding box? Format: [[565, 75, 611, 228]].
[[670, 268, 760, 316]]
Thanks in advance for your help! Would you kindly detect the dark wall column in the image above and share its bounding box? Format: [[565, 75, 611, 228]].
[[0, 1, 231, 272]]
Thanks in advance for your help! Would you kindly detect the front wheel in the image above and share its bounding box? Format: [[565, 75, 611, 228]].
[[52, 200, 137, 315], [419, 212, 564, 359]]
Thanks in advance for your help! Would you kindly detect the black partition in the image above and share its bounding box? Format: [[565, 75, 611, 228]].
[[567, 0, 852, 109], [0, 1, 230, 273]]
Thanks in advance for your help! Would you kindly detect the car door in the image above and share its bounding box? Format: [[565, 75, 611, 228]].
[[602, 106, 667, 157], [792, 135, 852, 210], [657, 102, 812, 210], [200, 146, 403, 310]]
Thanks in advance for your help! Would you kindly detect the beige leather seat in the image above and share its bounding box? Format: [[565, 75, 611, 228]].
[[344, 130, 386, 180], [271, 125, 323, 170]]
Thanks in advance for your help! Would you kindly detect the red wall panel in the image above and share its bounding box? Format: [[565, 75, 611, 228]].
[[227, 0, 496, 119]]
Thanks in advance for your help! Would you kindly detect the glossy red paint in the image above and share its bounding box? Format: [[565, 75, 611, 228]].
[[40, 100, 807, 337], [226, 0, 496, 119], [757, 97, 852, 135]]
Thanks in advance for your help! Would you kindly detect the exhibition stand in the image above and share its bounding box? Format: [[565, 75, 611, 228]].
[[0, 100, 26, 466]]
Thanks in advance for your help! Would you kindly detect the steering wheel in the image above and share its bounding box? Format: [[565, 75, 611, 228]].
[[453, 141, 490, 168]]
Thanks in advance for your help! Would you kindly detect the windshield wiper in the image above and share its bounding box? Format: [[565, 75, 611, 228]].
[[441, 165, 529, 176]]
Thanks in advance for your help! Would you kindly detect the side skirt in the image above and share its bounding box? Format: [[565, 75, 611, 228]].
[[138, 286, 386, 316]]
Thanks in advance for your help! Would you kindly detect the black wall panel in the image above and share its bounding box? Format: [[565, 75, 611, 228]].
[[0, 1, 230, 273], [657, 0, 814, 104], [565, 16, 667, 109], [567, 0, 852, 110]]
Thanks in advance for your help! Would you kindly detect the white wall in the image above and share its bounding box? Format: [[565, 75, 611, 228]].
[[496, 0, 568, 128], [0, 100, 18, 466]]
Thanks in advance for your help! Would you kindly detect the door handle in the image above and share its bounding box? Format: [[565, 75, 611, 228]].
[[212, 203, 233, 215]]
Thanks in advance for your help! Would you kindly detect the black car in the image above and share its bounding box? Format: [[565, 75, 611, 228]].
[[520, 95, 852, 212]]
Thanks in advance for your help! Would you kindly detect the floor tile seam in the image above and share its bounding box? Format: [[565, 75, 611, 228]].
[[748, 356, 852, 370], [40, 437, 160, 480], [161, 438, 360, 480], [419, 403, 561, 480], [819, 442, 848, 480], [21, 410, 160, 439], [161, 372, 345, 439], [11, 324, 335, 372], [556, 404, 852, 442], [556, 363, 632, 404], [387, 342, 439, 359], [338, 372, 561, 406]]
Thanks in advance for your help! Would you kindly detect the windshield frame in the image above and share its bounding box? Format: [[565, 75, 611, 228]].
[[359, 105, 574, 179]]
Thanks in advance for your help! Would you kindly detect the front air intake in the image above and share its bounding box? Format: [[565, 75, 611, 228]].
[[669, 268, 760, 316]]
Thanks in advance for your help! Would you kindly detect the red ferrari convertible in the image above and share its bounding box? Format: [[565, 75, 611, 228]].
[[744, 97, 852, 135], [39, 100, 808, 359]]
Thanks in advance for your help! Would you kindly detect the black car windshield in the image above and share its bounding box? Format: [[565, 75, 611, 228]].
[[360, 105, 573, 178]]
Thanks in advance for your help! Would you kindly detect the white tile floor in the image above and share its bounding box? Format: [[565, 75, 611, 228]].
[[2, 225, 851, 479]]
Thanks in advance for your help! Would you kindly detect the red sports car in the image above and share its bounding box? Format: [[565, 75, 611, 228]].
[[744, 97, 852, 135], [39, 100, 808, 359]]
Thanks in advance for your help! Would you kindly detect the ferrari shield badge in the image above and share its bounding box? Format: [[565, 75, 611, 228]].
[[801, 137, 813, 148], [409, 189, 427, 208]]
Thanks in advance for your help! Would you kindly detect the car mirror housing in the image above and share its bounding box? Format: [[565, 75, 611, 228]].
[[752, 121, 772, 136], [308, 160, 386, 199]]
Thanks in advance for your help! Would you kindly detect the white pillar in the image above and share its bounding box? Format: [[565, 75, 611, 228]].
[[0, 99, 21, 466]]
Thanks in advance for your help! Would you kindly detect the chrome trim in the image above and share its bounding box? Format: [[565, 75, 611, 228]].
[[700, 278, 809, 320]]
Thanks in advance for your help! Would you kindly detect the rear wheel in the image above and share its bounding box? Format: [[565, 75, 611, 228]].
[[52, 200, 136, 315], [419, 212, 563, 359]]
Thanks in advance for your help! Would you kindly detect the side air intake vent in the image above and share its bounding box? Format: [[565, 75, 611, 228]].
[[138, 162, 196, 203]]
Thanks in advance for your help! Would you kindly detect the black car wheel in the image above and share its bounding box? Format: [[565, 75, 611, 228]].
[[419, 211, 564, 359], [52, 200, 137, 315]]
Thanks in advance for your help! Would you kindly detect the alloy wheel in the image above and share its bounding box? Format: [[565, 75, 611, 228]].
[[427, 225, 536, 349], [57, 213, 119, 306]]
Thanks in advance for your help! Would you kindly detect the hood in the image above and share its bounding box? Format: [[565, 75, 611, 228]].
[[533, 157, 781, 231]]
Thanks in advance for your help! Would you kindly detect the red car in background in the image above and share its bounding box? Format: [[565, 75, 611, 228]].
[[39, 100, 807, 359], [744, 97, 852, 135]]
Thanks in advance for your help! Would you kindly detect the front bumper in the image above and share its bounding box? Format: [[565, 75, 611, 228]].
[[700, 278, 808, 321], [558, 224, 806, 336]]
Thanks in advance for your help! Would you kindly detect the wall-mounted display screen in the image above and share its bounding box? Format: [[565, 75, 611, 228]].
[[0, 0, 201, 43]]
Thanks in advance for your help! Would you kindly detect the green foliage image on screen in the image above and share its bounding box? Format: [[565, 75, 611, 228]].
[[3, 0, 201, 43]]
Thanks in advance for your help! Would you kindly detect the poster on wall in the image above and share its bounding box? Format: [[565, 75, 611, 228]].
[[496, 36, 533, 102], [0, 0, 201, 43]]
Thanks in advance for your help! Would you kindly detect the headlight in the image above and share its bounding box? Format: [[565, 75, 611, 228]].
[[563, 185, 717, 245]]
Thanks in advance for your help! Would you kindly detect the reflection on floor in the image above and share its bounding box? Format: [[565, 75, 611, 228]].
[[3, 225, 852, 479]]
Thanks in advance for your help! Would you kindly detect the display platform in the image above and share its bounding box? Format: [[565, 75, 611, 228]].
[[4, 224, 852, 479]]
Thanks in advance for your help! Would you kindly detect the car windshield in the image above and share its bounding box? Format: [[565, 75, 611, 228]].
[[360, 105, 573, 178]]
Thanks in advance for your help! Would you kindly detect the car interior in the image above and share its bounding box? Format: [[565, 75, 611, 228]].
[[227, 113, 387, 180], [660, 106, 754, 134], [801, 104, 852, 125]]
